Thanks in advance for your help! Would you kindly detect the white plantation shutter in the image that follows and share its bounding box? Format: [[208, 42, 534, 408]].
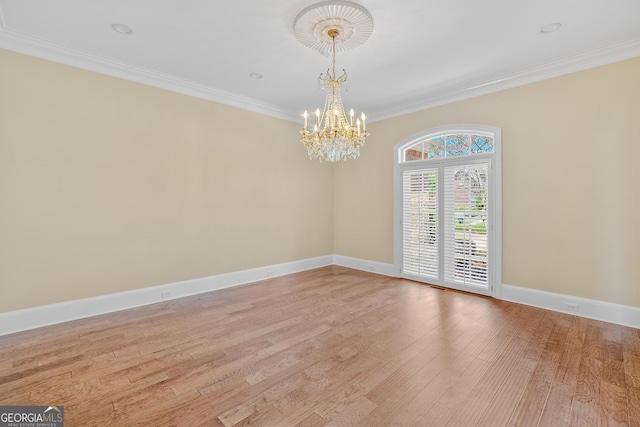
[[402, 169, 438, 279], [443, 163, 490, 288]]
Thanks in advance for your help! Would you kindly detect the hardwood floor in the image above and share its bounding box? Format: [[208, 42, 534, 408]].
[[1, 266, 639, 426]]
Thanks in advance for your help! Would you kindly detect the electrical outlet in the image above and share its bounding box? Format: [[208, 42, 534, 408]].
[[161, 291, 172, 299], [266, 271, 274, 277], [564, 302, 579, 312]]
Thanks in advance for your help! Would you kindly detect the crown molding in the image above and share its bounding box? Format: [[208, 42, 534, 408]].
[[369, 37, 640, 122], [0, 26, 299, 123], [1, 17, 639, 124]]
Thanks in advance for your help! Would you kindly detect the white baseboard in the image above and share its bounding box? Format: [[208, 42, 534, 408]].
[[0, 255, 333, 336], [333, 255, 396, 277], [4, 258, 638, 336], [501, 283, 640, 329]]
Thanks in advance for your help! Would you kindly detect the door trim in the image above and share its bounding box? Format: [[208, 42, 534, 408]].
[[393, 124, 502, 297]]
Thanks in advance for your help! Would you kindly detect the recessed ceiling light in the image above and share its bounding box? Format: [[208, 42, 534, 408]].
[[539, 23, 561, 34], [249, 72, 263, 79], [111, 23, 134, 35]]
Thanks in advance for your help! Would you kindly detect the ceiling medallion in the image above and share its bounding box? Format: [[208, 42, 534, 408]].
[[294, 1, 374, 162], [294, 1, 373, 54]]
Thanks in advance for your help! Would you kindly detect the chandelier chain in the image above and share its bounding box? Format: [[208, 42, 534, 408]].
[[330, 29, 337, 78]]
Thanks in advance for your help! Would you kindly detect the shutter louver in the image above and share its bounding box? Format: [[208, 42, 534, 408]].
[[402, 169, 438, 279], [443, 163, 489, 288]]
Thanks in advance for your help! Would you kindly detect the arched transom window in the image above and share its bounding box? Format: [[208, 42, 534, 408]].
[[401, 131, 495, 162]]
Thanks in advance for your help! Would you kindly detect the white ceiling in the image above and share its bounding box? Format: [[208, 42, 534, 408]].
[[1, 0, 639, 123]]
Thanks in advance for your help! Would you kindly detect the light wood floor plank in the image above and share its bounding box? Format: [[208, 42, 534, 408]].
[[507, 318, 569, 426], [570, 322, 605, 426]]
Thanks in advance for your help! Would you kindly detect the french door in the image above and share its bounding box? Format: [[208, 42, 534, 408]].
[[395, 126, 501, 296]]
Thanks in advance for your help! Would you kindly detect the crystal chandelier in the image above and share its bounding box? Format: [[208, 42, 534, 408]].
[[300, 29, 368, 162], [294, 1, 373, 162]]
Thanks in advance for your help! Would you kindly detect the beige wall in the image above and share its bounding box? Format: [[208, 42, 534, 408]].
[[0, 49, 334, 312], [2, 48, 639, 314], [334, 57, 640, 307]]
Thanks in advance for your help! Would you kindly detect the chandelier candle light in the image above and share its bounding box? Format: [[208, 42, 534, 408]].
[[295, 1, 374, 162]]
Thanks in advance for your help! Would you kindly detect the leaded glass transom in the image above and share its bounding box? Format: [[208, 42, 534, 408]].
[[402, 133, 494, 162]]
